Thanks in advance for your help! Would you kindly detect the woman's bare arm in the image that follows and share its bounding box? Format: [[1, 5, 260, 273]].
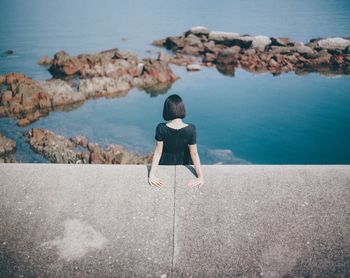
[[188, 144, 204, 187], [148, 141, 164, 187]]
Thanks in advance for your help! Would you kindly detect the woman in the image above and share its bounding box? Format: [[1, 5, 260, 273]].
[[148, 94, 204, 188]]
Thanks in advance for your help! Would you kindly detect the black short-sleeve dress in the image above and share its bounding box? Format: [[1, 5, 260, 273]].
[[155, 122, 196, 165]]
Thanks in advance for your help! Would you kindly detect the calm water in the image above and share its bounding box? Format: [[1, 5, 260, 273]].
[[1, 0, 350, 164]]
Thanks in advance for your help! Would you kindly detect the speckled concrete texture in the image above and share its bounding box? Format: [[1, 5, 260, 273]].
[[0, 164, 174, 278], [0, 165, 349, 277], [173, 165, 350, 277]]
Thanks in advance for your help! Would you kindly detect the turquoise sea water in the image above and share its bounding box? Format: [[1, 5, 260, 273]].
[[0, 0, 350, 164]]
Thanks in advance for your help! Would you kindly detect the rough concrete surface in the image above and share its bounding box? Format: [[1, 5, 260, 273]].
[[174, 165, 350, 277], [0, 164, 349, 277], [0, 164, 174, 278]]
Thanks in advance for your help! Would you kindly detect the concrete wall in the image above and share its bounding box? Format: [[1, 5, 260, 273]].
[[0, 164, 349, 277]]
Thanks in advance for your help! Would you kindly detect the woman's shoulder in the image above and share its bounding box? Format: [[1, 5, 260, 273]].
[[156, 122, 166, 132], [156, 122, 166, 127], [187, 123, 196, 129], [184, 123, 196, 134]]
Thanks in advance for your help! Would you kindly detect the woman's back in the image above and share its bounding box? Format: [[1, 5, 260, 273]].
[[155, 122, 196, 165], [148, 93, 203, 188]]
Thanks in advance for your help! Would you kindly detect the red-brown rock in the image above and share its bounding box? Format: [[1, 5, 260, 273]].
[[24, 128, 152, 164]]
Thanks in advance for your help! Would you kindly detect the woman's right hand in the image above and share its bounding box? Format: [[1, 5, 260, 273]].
[[148, 176, 164, 187]]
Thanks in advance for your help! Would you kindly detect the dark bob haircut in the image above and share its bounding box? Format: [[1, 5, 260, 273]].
[[163, 94, 186, 121]]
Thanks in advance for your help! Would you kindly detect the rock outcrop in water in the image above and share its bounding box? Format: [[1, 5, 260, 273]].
[[24, 128, 153, 164], [0, 48, 178, 126], [153, 26, 350, 76], [0, 73, 52, 126], [46, 48, 178, 89]]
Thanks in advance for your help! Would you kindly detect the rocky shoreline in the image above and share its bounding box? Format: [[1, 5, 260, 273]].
[[0, 47, 179, 164], [24, 128, 153, 164], [1, 29, 350, 164], [0, 48, 178, 127], [153, 26, 350, 76]]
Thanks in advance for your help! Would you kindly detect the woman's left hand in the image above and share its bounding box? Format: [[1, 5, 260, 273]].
[[148, 176, 164, 187], [187, 177, 204, 188]]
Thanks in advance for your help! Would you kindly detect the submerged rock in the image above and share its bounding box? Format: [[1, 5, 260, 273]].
[[24, 128, 152, 164]]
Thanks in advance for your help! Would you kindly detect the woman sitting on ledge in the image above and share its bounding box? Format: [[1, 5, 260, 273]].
[[148, 94, 204, 188]]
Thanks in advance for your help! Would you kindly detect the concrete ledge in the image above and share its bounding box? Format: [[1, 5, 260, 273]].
[[0, 165, 349, 277], [0, 165, 174, 277], [174, 165, 350, 277]]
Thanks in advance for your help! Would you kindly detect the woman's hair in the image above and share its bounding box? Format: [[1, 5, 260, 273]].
[[163, 94, 186, 121]]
